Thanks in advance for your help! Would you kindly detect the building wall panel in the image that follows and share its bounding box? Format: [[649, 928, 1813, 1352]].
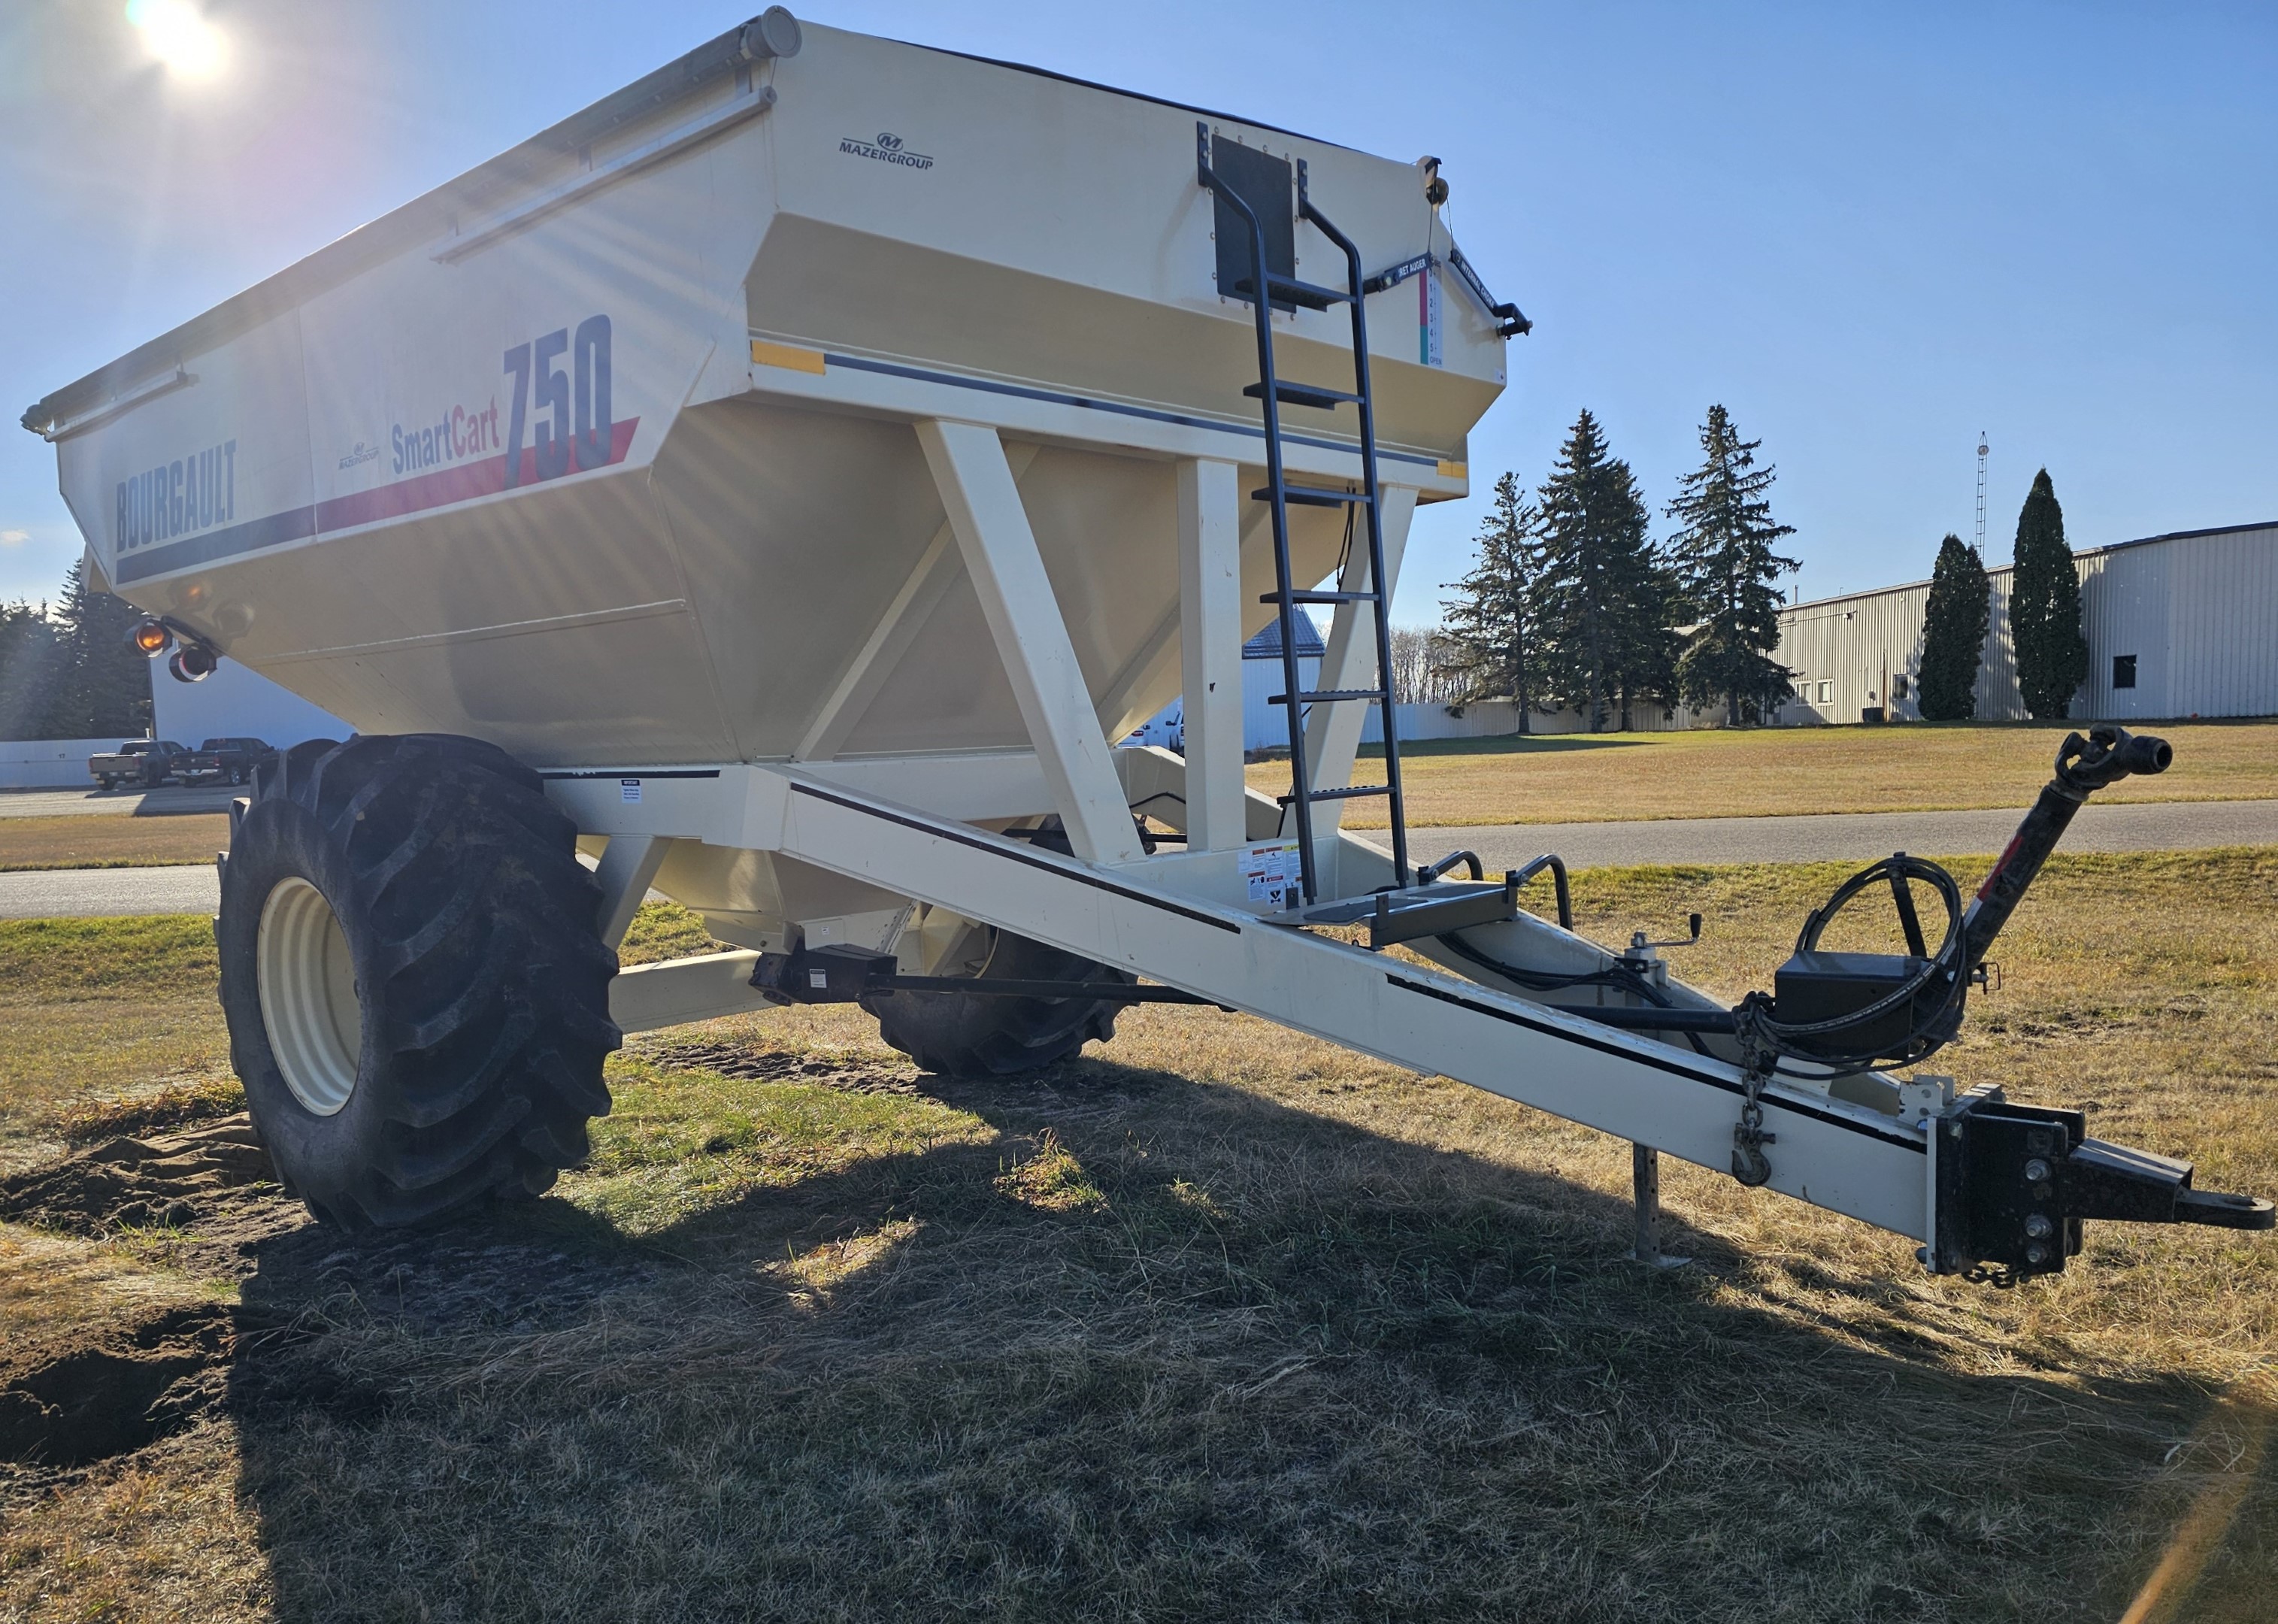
[[1772, 522, 2276, 726]]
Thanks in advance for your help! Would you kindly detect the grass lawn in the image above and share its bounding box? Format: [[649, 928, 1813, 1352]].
[[2, 854, 2274, 1620], [1245, 717, 2278, 828], [0, 812, 231, 872]]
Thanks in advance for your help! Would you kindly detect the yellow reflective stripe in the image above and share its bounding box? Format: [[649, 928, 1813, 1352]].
[[750, 340, 827, 374], [1435, 459, 1468, 480]]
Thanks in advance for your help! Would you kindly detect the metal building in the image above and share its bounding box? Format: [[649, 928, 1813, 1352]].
[[1776, 520, 2278, 725]]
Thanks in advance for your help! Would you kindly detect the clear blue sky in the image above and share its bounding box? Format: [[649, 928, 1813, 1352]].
[[2, 1, 2271, 626]]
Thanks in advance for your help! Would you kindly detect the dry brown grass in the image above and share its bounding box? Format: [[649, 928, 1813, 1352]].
[[1247, 717, 2278, 828], [0, 916, 230, 1177], [2, 859, 2276, 1621], [0, 813, 231, 872]]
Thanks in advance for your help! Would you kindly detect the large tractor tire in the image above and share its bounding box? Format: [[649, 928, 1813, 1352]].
[[865, 926, 1131, 1077], [217, 734, 619, 1227]]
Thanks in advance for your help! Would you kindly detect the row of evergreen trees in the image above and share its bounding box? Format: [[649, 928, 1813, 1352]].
[[0, 562, 155, 741], [1439, 405, 2097, 729], [1439, 405, 1796, 731], [1913, 469, 2089, 721]]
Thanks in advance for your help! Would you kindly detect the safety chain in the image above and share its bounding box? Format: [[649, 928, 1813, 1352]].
[[1962, 1263, 2022, 1289], [1729, 993, 1779, 1188]]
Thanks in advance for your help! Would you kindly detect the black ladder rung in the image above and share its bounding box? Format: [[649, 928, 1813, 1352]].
[[1231, 274, 1353, 311], [1268, 688, 1389, 705], [1278, 784, 1392, 804], [1254, 485, 1374, 508], [1243, 380, 1359, 411], [1264, 589, 1383, 604]]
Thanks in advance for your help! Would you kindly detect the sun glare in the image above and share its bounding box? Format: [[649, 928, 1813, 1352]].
[[126, 0, 228, 81]]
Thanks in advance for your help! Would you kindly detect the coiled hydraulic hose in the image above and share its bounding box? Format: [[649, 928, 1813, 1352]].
[[1734, 853, 1969, 1073], [1740, 725, 2172, 1074]]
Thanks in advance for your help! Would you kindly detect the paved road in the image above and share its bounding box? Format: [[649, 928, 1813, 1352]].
[[6, 798, 2274, 919], [0, 783, 238, 819], [1383, 797, 2278, 873], [0, 864, 222, 919]]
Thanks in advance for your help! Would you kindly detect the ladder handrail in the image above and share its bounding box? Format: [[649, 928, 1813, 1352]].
[[1196, 125, 1413, 903], [1197, 124, 1322, 903], [1298, 157, 1409, 890]]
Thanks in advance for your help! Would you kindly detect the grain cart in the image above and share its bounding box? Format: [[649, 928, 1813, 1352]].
[[26, 13, 2270, 1279]]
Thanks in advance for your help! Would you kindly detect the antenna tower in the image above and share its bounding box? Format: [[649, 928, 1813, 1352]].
[[1974, 435, 1989, 556]]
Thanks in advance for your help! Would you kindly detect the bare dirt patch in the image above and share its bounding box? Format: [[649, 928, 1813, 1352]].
[[632, 1035, 925, 1095], [0, 1301, 232, 1471], [0, 1115, 282, 1247]]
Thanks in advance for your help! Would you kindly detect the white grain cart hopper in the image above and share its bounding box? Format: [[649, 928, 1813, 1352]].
[[27, 12, 2268, 1280]]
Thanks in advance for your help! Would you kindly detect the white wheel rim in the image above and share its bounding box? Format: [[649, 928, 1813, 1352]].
[[256, 876, 363, 1116]]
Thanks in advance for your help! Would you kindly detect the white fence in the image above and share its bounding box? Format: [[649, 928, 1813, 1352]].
[[0, 738, 123, 791], [1361, 697, 1721, 743]]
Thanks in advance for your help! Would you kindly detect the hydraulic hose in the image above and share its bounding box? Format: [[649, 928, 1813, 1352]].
[[1962, 725, 2170, 970], [1735, 853, 1969, 1072]]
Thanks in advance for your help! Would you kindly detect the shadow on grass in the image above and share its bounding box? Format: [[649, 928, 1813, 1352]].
[[221, 1048, 2244, 1623]]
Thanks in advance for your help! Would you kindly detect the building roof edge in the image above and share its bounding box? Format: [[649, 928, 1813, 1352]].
[[1781, 519, 2278, 616]]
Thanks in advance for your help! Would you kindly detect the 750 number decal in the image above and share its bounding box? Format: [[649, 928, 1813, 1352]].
[[501, 315, 612, 489]]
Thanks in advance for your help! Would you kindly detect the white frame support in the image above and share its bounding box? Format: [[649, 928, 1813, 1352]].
[[1177, 457, 1247, 853], [916, 419, 1143, 865], [593, 834, 672, 950]]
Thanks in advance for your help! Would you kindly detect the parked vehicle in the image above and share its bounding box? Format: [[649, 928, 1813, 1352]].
[[186, 737, 275, 785], [87, 738, 191, 790]]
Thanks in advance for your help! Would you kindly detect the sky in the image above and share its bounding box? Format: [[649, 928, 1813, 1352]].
[[1, 0, 2272, 626]]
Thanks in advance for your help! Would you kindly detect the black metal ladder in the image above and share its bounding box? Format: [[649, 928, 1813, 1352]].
[[1196, 123, 1410, 905]]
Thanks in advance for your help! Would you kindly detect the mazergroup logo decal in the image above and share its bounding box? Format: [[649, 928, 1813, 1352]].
[[839, 130, 933, 170], [338, 441, 380, 471]]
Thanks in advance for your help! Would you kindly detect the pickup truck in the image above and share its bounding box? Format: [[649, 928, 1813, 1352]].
[[87, 739, 192, 790], [184, 736, 275, 785]]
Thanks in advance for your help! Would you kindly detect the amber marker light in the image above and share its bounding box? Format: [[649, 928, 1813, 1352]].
[[130, 619, 174, 655]]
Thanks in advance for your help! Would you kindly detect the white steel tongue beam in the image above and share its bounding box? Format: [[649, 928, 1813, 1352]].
[[760, 766, 1931, 1244], [916, 420, 1144, 865]]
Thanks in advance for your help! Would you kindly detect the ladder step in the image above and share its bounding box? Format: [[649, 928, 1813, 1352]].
[[1278, 783, 1391, 804], [1231, 273, 1353, 311], [1254, 485, 1373, 508], [1264, 589, 1383, 604], [1269, 688, 1389, 705], [1242, 380, 1359, 411]]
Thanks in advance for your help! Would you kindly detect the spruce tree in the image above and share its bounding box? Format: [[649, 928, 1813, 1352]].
[[0, 599, 62, 740], [1439, 471, 1542, 731], [1532, 410, 1668, 732], [41, 562, 153, 739], [1665, 404, 1798, 726], [2009, 469, 2088, 719], [1916, 533, 1989, 722]]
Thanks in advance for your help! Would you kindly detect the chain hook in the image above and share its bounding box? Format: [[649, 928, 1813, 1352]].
[[1730, 993, 1779, 1187]]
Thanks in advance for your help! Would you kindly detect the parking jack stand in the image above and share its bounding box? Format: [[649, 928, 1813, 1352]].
[[1631, 1144, 1690, 1269]]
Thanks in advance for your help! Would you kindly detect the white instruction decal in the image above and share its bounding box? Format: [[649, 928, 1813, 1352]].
[[1242, 840, 1301, 910], [620, 778, 642, 803]]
